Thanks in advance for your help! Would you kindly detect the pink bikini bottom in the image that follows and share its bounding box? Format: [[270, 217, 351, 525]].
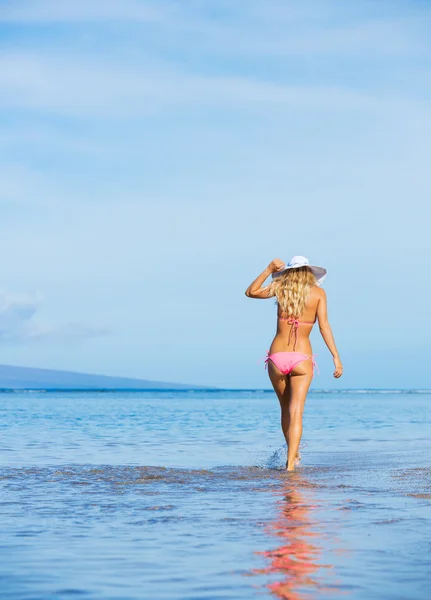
[[265, 351, 318, 376]]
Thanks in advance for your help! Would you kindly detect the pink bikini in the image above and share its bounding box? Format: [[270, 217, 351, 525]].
[[264, 316, 318, 376]]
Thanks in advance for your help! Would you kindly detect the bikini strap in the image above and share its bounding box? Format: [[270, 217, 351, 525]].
[[260, 350, 271, 370], [286, 318, 299, 350]]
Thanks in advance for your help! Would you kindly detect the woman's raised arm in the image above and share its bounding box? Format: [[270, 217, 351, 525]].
[[245, 259, 285, 299]]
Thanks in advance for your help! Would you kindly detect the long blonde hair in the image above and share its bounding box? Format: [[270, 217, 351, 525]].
[[267, 266, 317, 317]]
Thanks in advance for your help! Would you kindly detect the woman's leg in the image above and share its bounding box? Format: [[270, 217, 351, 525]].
[[287, 367, 313, 471], [267, 362, 292, 464], [268, 362, 290, 442]]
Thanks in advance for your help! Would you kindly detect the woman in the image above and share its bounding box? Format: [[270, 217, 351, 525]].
[[245, 256, 342, 471]]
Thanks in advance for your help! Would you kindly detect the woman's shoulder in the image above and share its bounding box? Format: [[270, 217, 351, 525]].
[[310, 285, 325, 298], [307, 286, 325, 310]]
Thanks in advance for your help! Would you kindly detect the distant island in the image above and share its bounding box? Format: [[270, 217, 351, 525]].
[[0, 364, 211, 390]]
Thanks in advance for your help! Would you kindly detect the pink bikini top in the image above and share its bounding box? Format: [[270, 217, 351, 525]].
[[277, 314, 316, 350]]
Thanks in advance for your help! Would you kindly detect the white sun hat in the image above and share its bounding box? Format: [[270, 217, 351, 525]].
[[272, 255, 327, 285]]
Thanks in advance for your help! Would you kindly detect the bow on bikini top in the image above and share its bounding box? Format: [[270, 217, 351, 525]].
[[278, 314, 316, 350]]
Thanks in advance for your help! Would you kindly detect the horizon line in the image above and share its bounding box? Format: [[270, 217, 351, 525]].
[[1, 388, 430, 394]]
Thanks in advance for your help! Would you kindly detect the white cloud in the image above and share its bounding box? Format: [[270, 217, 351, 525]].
[[0, 0, 428, 122], [0, 51, 383, 119], [0, 291, 109, 343], [236, 20, 424, 58], [0, 0, 166, 23], [2, 0, 426, 60]]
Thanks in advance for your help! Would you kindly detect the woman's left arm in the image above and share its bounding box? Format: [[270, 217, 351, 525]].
[[245, 258, 285, 298]]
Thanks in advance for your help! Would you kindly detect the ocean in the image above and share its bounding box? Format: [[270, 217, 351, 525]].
[[0, 390, 430, 599]]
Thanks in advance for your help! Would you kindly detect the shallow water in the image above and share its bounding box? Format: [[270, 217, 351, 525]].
[[1, 391, 430, 599]]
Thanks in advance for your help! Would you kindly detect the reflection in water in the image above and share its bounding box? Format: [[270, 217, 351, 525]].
[[253, 473, 341, 600]]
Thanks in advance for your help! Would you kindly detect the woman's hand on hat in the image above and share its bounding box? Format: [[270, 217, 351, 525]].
[[268, 258, 286, 273], [333, 356, 343, 378]]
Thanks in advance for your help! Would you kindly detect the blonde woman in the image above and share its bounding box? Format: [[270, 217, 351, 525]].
[[245, 256, 342, 471]]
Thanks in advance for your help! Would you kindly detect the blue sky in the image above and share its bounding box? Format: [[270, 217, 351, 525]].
[[0, 0, 430, 389]]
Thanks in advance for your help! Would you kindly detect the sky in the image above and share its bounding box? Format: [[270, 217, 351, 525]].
[[0, 0, 430, 389]]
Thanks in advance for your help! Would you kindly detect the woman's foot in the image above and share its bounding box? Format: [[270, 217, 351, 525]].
[[285, 450, 301, 471]]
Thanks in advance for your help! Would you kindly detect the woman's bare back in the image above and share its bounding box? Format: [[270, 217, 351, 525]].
[[271, 286, 324, 355]]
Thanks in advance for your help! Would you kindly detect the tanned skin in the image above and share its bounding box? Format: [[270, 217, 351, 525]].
[[246, 259, 343, 470]]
